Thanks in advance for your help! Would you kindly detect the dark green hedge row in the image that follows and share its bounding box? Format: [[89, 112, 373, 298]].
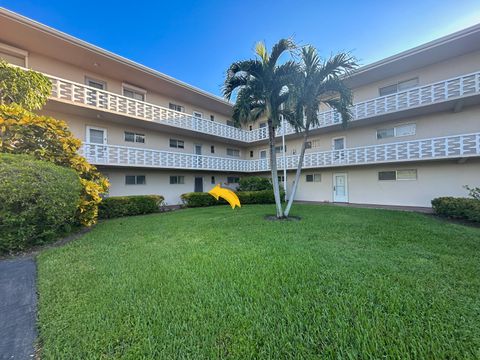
[[431, 197, 480, 223], [181, 190, 283, 208], [0, 154, 81, 254], [98, 195, 165, 219]]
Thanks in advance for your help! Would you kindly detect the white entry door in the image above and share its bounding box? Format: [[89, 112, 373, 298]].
[[86, 126, 107, 163], [333, 173, 348, 202]]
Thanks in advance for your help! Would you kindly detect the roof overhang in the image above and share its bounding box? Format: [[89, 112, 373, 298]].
[[346, 23, 480, 88], [0, 7, 234, 115]]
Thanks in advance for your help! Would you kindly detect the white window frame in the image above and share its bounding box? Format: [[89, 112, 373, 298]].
[[169, 139, 185, 149], [377, 123, 416, 140], [122, 83, 147, 101], [85, 76, 107, 90], [169, 175, 185, 185], [169, 103, 185, 113], [125, 175, 146, 185], [0, 42, 28, 67], [86, 126, 107, 144], [306, 173, 321, 182], [227, 148, 240, 157], [332, 136, 346, 150], [379, 77, 419, 96], [124, 131, 145, 144], [260, 149, 268, 159], [378, 169, 417, 181]]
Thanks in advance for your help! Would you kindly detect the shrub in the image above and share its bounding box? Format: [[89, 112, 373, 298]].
[[98, 195, 165, 219], [238, 176, 272, 191], [0, 104, 109, 226], [431, 197, 480, 223], [464, 185, 480, 200], [0, 59, 51, 110], [0, 154, 82, 254], [181, 190, 282, 207]]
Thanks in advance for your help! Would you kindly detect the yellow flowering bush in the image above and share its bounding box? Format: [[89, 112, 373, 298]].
[[0, 104, 109, 226]]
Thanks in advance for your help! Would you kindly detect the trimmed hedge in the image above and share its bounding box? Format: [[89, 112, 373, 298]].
[[431, 197, 480, 223], [238, 177, 272, 191], [181, 190, 283, 208], [98, 195, 165, 219], [0, 154, 82, 254]]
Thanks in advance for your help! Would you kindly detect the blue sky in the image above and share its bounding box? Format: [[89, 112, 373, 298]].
[[2, 1, 480, 96]]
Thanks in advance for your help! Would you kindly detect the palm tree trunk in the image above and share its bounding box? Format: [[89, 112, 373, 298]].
[[284, 128, 309, 217], [268, 119, 284, 218]]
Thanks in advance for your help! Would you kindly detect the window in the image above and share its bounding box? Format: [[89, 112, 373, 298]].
[[170, 175, 185, 184], [250, 150, 254, 158], [123, 85, 146, 101], [169, 103, 185, 112], [275, 145, 286, 154], [259, 122, 267, 128], [210, 115, 215, 121], [305, 141, 312, 149], [278, 175, 285, 182], [193, 111, 203, 118], [333, 138, 345, 150], [124, 131, 145, 143], [377, 124, 416, 139], [227, 148, 240, 157], [227, 120, 235, 127], [260, 150, 267, 159], [0, 43, 28, 67], [125, 175, 146, 185], [379, 77, 419, 96], [211, 176, 216, 184], [378, 169, 417, 181], [169, 139, 185, 149], [85, 77, 106, 90], [210, 145, 215, 154], [227, 176, 240, 184], [306, 174, 321, 182], [397, 169, 417, 180]]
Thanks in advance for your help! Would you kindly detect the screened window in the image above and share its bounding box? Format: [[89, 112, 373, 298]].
[[377, 124, 416, 139], [123, 87, 145, 101], [260, 150, 267, 159], [85, 77, 106, 90], [378, 171, 397, 181], [193, 111, 203, 118], [275, 145, 286, 154], [306, 174, 321, 182], [305, 141, 312, 149], [227, 120, 235, 127], [379, 77, 419, 96], [169, 103, 185, 112], [124, 131, 145, 143], [125, 175, 146, 185], [227, 148, 240, 157], [227, 176, 240, 184], [169, 175, 185, 184], [259, 122, 267, 128], [169, 139, 185, 149], [397, 169, 417, 180]]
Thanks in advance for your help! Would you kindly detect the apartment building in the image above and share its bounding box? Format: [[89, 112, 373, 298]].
[[1, 8, 479, 207]]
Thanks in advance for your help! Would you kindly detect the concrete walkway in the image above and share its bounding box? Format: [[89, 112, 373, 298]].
[[0, 259, 37, 360], [294, 201, 433, 213]]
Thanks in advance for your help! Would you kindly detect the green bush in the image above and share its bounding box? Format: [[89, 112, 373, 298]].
[[238, 176, 272, 191], [181, 190, 283, 208], [0, 154, 82, 254], [98, 195, 165, 219], [431, 197, 480, 223]]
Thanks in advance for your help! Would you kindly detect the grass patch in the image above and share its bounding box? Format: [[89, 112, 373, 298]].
[[37, 204, 480, 359]]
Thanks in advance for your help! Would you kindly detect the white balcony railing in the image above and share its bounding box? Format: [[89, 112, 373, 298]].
[[46, 70, 480, 143], [81, 133, 480, 172]]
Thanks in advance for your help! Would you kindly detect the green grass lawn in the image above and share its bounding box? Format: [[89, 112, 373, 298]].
[[37, 204, 480, 359]]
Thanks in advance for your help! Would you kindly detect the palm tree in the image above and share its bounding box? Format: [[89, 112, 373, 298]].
[[283, 46, 357, 217], [223, 39, 298, 218]]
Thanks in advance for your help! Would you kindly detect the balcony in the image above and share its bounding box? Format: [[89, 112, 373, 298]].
[[45, 69, 480, 143], [81, 132, 480, 172]]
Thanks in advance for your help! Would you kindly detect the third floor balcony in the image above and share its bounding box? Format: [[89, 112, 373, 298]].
[[45, 69, 480, 143]]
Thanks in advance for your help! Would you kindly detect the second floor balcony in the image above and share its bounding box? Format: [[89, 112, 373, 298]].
[[81, 132, 480, 172], [44, 69, 480, 144]]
